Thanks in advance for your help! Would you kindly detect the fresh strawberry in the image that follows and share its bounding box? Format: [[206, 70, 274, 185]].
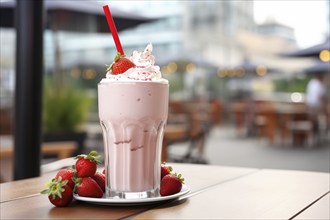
[[74, 177, 103, 198], [160, 173, 184, 196], [75, 151, 101, 178], [41, 177, 73, 207], [107, 53, 135, 75], [92, 172, 106, 192], [102, 168, 106, 175], [161, 163, 172, 180], [55, 168, 75, 189]]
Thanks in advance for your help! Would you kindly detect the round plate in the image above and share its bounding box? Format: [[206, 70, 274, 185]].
[[73, 184, 190, 206]]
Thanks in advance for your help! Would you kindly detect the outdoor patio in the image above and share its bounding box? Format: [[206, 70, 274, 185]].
[[168, 124, 330, 173]]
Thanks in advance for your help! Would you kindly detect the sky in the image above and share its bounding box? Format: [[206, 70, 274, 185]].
[[109, 0, 329, 49], [254, 0, 329, 48], [1, 0, 328, 49]]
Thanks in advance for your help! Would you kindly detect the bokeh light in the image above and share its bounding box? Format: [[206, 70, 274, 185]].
[[319, 50, 330, 62]]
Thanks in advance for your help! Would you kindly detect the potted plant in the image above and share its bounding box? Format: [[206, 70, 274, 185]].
[[42, 80, 92, 155]]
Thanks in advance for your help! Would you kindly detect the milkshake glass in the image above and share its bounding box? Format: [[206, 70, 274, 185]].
[[98, 44, 169, 199]]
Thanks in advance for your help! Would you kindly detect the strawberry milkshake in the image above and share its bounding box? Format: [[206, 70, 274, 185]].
[[98, 44, 169, 199]]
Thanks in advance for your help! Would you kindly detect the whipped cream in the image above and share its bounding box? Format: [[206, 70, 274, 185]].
[[101, 44, 168, 84]]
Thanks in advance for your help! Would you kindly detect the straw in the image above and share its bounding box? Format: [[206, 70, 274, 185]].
[[103, 5, 124, 55]]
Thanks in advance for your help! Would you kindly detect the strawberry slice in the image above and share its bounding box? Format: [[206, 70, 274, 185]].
[[107, 53, 135, 75]]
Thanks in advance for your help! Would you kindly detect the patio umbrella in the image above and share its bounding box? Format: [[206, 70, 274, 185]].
[[0, 0, 160, 32], [281, 38, 330, 58], [304, 61, 330, 74]]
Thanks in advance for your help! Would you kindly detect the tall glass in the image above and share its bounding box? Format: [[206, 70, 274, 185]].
[[98, 81, 169, 199]]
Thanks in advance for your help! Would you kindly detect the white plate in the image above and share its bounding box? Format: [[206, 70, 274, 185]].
[[73, 184, 190, 206]]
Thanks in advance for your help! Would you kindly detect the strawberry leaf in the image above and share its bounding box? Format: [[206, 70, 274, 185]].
[[114, 52, 126, 62], [105, 64, 112, 72], [174, 172, 185, 184], [74, 150, 101, 164], [41, 177, 69, 199]]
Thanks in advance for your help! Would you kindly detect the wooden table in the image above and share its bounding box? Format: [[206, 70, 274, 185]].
[[230, 101, 316, 145], [1, 163, 329, 219], [0, 141, 77, 159], [0, 141, 77, 182]]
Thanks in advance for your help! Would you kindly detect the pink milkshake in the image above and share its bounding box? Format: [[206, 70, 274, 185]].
[[98, 44, 169, 198]]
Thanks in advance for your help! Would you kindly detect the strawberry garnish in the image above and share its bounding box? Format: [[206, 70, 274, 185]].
[[41, 177, 73, 207], [74, 177, 103, 198], [55, 168, 75, 189], [160, 173, 184, 196], [107, 53, 135, 75], [161, 163, 172, 180], [75, 151, 101, 178]]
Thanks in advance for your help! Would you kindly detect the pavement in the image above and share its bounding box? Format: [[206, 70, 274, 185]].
[[167, 125, 330, 173], [86, 122, 329, 173]]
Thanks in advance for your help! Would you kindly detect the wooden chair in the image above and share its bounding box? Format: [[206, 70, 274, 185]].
[[286, 111, 314, 146]]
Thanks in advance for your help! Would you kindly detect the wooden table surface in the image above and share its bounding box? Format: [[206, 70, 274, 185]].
[[0, 163, 329, 219]]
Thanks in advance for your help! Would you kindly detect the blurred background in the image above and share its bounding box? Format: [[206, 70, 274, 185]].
[[1, 0, 329, 182]]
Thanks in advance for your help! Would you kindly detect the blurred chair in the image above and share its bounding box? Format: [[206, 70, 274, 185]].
[[0, 108, 13, 135], [231, 101, 247, 136], [165, 101, 212, 164], [278, 103, 318, 147], [210, 99, 223, 126], [245, 100, 276, 144], [286, 112, 314, 146]]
